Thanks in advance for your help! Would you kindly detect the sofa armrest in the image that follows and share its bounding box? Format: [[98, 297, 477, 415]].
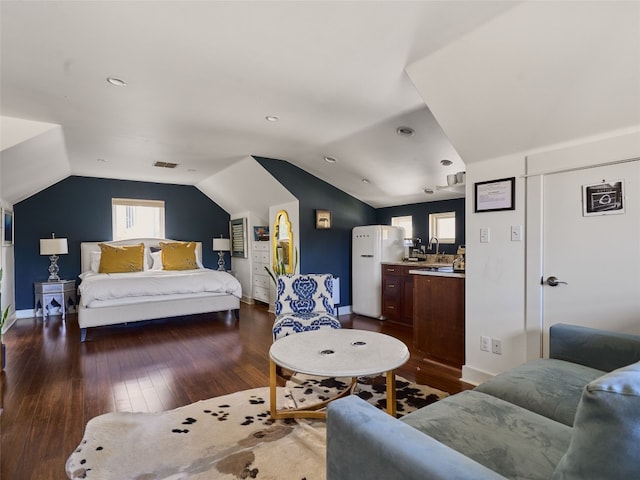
[[550, 323, 640, 371], [326, 396, 506, 480]]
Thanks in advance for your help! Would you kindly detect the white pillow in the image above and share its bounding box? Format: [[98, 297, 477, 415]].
[[150, 251, 163, 270], [90, 251, 101, 273]]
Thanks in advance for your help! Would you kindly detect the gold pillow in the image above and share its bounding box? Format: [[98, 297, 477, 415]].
[[99, 243, 145, 273], [159, 241, 198, 271]]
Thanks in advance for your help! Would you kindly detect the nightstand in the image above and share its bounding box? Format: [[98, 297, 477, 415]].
[[34, 280, 77, 318]]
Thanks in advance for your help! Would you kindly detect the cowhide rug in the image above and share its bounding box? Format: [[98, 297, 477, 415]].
[[66, 375, 447, 480]]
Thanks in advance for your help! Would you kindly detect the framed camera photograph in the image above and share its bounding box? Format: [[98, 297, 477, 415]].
[[582, 180, 624, 216]]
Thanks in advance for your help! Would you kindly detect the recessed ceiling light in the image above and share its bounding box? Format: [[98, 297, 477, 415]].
[[396, 126, 415, 137], [324, 156, 337, 164], [362, 178, 370, 184], [423, 188, 434, 194], [440, 159, 453, 166], [265, 115, 279, 122], [106, 77, 127, 87]]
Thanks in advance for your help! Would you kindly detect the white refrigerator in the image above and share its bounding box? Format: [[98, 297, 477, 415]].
[[352, 225, 405, 319]]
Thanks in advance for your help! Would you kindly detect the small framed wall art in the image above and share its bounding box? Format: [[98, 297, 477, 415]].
[[582, 180, 624, 216], [230, 217, 248, 258], [315, 209, 332, 229], [2, 208, 13, 246], [474, 177, 516, 213]]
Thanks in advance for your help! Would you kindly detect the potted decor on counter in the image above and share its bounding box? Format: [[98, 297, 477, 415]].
[[0, 269, 10, 370]]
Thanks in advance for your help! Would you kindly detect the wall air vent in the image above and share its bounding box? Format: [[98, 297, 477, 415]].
[[153, 161, 178, 168]]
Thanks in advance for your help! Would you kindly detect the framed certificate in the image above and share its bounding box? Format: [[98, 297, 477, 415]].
[[474, 177, 515, 213]]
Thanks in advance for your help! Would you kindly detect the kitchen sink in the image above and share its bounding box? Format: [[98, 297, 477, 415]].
[[422, 264, 454, 272]]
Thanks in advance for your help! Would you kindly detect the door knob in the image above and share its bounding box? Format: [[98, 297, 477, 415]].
[[544, 276, 568, 287]]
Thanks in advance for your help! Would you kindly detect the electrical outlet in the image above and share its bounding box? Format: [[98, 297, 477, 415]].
[[510, 225, 523, 242], [480, 336, 491, 352], [492, 338, 502, 355], [480, 227, 490, 243]]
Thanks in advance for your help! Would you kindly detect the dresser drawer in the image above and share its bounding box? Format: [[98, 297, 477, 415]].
[[253, 285, 270, 302], [252, 251, 269, 263], [254, 242, 269, 251], [253, 275, 270, 289]]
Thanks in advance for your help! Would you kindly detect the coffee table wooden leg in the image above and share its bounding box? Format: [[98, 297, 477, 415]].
[[386, 370, 397, 417], [269, 358, 277, 418]]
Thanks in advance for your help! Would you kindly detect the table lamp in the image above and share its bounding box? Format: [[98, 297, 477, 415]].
[[40, 233, 69, 281], [212, 237, 231, 271]]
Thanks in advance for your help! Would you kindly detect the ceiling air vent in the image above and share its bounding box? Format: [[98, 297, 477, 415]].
[[153, 161, 178, 168]]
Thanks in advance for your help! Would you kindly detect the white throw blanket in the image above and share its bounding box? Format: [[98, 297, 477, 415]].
[[79, 269, 242, 307]]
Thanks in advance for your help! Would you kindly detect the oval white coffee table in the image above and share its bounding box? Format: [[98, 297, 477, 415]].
[[269, 329, 410, 419]]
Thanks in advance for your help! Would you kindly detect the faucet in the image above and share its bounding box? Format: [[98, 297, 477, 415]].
[[427, 236, 440, 256]]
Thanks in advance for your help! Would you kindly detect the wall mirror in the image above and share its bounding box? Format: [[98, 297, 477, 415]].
[[272, 210, 294, 274]]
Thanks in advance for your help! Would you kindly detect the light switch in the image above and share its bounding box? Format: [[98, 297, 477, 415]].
[[510, 225, 523, 242], [480, 227, 490, 243]]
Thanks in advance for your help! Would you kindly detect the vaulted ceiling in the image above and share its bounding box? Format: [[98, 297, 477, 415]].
[[2, 1, 638, 208]]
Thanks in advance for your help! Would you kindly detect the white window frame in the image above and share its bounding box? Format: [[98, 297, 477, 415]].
[[391, 215, 413, 239], [112, 198, 165, 241], [429, 212, 456, 244]]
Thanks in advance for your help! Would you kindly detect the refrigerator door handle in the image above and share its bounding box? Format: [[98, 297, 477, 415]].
[[360, 254, 374, 257]]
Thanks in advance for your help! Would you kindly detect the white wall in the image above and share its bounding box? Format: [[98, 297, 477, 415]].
[[197, 156, 296, 222], [463, 128, 640, 385], [463, 154, 527, 384], [0, 165, 17, 333], [228, 210, 270, 305]]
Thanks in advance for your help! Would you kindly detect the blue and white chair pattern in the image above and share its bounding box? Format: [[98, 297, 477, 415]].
[[272, 273, 341, 341]]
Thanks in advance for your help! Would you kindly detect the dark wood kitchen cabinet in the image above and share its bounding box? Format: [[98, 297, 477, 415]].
[[381, 264, 414, 327], [413, 274, 465, 369]]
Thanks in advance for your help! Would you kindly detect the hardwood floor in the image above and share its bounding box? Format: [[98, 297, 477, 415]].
[[0, 303, 471, 480]]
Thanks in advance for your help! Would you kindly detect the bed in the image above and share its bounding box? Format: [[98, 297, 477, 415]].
[[78, 238, 241, 341]]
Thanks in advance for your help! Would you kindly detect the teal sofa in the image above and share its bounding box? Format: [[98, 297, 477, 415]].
[[326, 324, 640, 479]]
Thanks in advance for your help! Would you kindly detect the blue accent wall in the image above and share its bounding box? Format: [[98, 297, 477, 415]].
[[376, 198, 466, 254], [254, 157, 377, 305], [13, 176, 230, 310]]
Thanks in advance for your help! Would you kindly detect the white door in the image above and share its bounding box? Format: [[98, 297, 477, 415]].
[[528, 159, 640, 357]]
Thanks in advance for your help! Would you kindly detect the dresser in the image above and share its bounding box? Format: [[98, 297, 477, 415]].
[[252, 242, 271, 303]]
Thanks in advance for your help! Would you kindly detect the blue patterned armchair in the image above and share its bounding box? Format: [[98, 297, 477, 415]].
[[272, 273, 341, 341]]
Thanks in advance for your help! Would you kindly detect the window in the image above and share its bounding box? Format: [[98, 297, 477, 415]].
[[429, 212, 456, 244], [391, 215, 413, 239], [112, 198, 165, 240]]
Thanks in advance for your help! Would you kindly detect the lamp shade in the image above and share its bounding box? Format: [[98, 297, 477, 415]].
[[213, 238, 230, 251], [40, 238, 69, 255]]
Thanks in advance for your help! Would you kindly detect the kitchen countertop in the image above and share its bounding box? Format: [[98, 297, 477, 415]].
[[408, 268, 465, 279], [382, 261, 465, 278]]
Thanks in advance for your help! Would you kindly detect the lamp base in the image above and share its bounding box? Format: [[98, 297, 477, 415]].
[[48, 255, 61, 282], [217, 251, 225, 271]]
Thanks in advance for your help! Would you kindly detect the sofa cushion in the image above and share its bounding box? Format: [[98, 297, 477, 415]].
[[401, 390, 572, 480], [552, 361, 640, 479], [475, 358, 604, 426], [550, 323, 640, 372]]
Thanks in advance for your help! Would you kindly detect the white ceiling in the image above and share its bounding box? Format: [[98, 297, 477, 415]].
[[2, 1, 638, 208]]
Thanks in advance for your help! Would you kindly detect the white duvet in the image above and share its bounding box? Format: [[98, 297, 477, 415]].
[[79, 269, 242, 308]]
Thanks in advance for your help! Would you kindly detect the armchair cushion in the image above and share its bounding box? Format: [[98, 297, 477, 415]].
[[272, 273, 340, 341], [275, 274, 335, 316], [273, 312, 342, 340]]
